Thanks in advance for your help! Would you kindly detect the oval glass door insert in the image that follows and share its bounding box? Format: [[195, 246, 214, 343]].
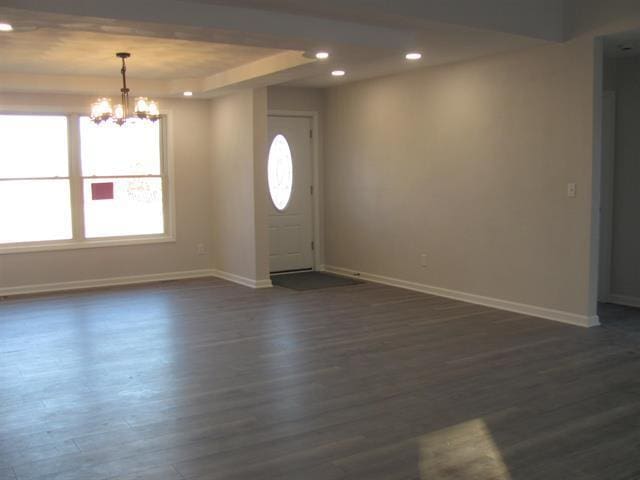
[[267, 134, 293, 211]]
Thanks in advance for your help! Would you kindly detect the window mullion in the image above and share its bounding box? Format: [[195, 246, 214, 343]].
[[161, 118, 170, 236], [68, 114, 85, 241]]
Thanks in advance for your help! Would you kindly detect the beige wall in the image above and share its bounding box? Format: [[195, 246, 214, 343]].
[[209, 88, 269, 283], [324, 37, 597, 319], [267, 86, 325, 113], [0, 93, 213, 291], [605, 56, 640, 302]]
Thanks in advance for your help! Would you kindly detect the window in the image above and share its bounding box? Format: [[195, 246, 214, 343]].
[[267, 134, 293, 211], [80, 118, 165, 238], [0, 115, 72, 244], [0, 114, 170, 252]]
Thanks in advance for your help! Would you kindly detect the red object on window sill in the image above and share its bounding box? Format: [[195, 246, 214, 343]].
[[91, 182, 114, 200]]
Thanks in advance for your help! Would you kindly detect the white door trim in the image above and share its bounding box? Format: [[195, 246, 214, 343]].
[[598, 91, 616, 303], [268, 110, 322, 270]]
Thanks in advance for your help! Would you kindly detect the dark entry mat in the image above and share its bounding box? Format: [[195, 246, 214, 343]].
[[271, 271, 364, 291]]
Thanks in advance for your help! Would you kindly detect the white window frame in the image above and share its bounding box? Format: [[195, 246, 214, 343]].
[[0, 109, 176, 254]]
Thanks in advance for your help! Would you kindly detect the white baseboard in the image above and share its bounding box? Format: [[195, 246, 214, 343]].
[[1, 268, 274, 297], [2, 264, 595, 328], [608, 294, 640, 309], [325, 265, 599, 328], [0, 269, 215, 297], [210, 269, 273, 289]]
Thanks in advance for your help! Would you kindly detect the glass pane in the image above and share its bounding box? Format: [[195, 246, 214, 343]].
[[0, 115, 69, 178], [83, 178, 164, 238], [268, 134, 293, 211], [80, 117, 161, 176], [0, 180, 72, 244]]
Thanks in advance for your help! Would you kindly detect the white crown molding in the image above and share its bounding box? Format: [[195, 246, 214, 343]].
[[325, 265, 600, 328]]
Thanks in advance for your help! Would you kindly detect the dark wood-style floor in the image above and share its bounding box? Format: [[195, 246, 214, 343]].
[[1, 278, 639, 480]]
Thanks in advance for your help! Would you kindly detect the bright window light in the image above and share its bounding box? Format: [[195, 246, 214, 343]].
[[0, 115, 72, 244], [0, 114, 170, 250], [0, 23, 13, 32], [80, 117, 161, 177], [0, 115, 69, 178], [83, 177, 164, 238], [80, 117, 165, 238], [268, 134, 293, 211], [0, 180, 72, 244]]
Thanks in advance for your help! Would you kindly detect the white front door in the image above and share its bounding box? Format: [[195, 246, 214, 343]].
[[268, 115, 314, 273]]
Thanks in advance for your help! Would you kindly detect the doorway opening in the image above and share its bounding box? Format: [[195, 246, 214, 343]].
[[596, 31, 640, 325]]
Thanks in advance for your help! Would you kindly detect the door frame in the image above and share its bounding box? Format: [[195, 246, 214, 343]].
[[268, 110, 323, 271], [598, 91, 616, 303]]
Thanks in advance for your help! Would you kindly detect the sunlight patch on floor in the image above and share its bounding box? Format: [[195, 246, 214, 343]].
[[419, 418, 511, 480]]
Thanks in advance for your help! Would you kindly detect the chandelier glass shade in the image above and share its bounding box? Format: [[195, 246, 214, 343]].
[[90, 53, 160, 126]]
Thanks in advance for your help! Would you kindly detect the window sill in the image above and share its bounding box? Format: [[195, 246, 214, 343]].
[[0, 235, 176, 255]]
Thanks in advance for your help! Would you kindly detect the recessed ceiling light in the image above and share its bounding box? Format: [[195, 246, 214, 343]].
[[315, 51, 330, 60], [0, 23, 13, 32], [405, 52, 422, 61], [183, 91, 193, 97], [331, 70, 346, 77]]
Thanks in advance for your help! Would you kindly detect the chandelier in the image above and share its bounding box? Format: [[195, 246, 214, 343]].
[[90, 52, 160, 126]]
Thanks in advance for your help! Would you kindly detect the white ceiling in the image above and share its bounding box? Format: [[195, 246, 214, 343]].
[[0, 0, 569, 97], [604, 29, 640, 58], [184, 0, 566, 41], [0, 28, 282, 79]]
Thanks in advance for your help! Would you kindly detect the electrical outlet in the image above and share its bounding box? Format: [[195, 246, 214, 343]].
[[567, 183, 577, 198], [420, 254, 428, 267], [196, 243, 206, 255]]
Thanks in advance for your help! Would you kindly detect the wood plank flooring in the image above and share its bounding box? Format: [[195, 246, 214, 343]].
[[1, 278, 639, 479]]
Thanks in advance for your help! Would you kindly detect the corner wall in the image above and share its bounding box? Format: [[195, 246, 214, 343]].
[[209, 88, 270, 287]]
